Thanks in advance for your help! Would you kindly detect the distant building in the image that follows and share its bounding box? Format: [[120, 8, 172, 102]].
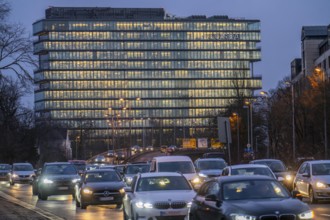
[[33, 7, 262, 151]]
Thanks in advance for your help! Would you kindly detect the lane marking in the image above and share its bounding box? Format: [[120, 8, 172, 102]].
[[0, 191, 64, 220], [320, 214, 330, 217]]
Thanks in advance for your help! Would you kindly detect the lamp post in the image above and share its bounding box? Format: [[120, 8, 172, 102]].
[[244, 100, 253, 152], [315, 67, 328, 159], [232, 113, 240, 162]]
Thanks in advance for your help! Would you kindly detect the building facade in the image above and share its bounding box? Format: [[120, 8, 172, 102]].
[[33, 7, 261, 152]]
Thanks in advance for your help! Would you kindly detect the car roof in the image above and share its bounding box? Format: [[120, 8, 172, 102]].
[[85, 169, 117, 173], [228, 164, 270, 169], [12, 162, 32, 165], [140, 172, 184, 178], [217, 174, 274, 183], [250, 159, 283, 163], [44, 162, 71, 165], [305, 160, 330, 164], [152, 156, 192, 162], [196, 158, 226, 162]]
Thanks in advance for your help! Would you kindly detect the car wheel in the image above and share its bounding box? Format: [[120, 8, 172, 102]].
[[32, 184, 38, 195], [309, 187, 318, 204], [38, 191, 48, 201], [80, 198, 87, 209]]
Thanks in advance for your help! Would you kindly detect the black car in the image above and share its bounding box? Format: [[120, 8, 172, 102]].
[[0, 164, 11, 181], [189, 175, 313, 220], [75, 169, 126, 209], [35, 162, 81, 200], [249, 159, 294, 190]]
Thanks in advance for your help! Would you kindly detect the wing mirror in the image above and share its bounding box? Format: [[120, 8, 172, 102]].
[[292, 190, 303, 200]]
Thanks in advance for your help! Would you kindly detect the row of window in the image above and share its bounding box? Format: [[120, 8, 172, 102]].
[[34, 20, 260, 33], [44, 79, 260, 90], [35, 89, 252, 101], [34, 41, 256, 52], [46, 50, 260, 60], [43, 60, 250, 70], [35, 70, 252, 81], [46, 31, 260, 41], [35, 98, 243, 111]]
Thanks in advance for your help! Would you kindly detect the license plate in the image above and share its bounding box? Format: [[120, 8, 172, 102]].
[[100, 196, 114, 201], [160, 211, 182, 216], [58, 186, 69, 190]]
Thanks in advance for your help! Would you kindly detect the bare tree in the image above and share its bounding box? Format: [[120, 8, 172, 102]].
[[0, 0, 37, 88]]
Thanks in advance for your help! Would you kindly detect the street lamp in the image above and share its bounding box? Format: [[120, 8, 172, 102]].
[[244, 100, 253, 152], [315, 67, 328, 159]]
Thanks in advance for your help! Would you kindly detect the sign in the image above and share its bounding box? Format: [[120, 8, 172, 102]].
[[217, 117, 232, 144], [182, 138, 196, 149], [211, 138, 222, 149], [197, 138, 208, 148]]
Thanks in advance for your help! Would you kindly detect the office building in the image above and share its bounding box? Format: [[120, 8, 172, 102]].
[[33, 7, 262, 152]]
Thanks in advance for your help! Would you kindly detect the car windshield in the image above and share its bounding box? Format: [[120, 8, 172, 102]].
[[158, 161, 195, 174], [0, 164, 11, 170], [222, 180, 290, 201], [231, 167, 275, 178], [198, 160, 226, 170], [312, 163, 330, 175], [254, 161, 286, 172], [126, 164, 150, 174], [13, 164, 33, 171], [44, 164, 77, 175], [73, 164, 86, 171], [85, 171, 121, 182], [136, 176, 192, 191]]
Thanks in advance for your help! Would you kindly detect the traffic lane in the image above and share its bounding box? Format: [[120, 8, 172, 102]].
[[309, 201, 330, 220], [0, 182, 123, 220]]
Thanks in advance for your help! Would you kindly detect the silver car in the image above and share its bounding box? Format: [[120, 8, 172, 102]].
[[221, 164, 277, 179], [9, 163, 35, 185], [293, 160, 330, 203]]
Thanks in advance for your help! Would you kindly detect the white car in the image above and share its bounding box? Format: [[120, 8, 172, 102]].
[[221, 164, 277, 179], [9, 163, 35, 185], [123, 172, 196, 220], [293, 160, 330, 203]]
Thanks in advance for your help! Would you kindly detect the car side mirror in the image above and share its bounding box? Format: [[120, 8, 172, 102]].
[[292, 190, 303, 200], [205, 194, 222, 207], [277, 176, 284, 182], [302, 173, 310, 178]]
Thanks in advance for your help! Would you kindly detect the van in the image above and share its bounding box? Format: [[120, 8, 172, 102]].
[[149, 156, 200, 188]]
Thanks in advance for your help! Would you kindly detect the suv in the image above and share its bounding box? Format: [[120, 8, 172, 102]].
[[9, 163, 35, 185], [0, 164, 11, 182], [35, 162, 81, 200]]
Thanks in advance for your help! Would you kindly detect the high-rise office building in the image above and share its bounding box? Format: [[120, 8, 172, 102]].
[[33, 7, 261, 151]]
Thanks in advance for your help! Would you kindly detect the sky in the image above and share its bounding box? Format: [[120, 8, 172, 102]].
[[8, 0, 330, 107]]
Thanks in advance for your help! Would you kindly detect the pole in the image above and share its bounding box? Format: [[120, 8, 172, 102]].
[[291, 84, 296, 160], [237, 114, 240, 162], [111, 115, 115, 152], [250, 103, 253, 152], [323, 71, 328, 159], [224, 120, 231, 165]]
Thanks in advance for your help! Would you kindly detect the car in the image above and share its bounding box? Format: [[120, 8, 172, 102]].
[[293, 160, 330, 203], [221, 164, 277, 179], [97, 165, 116, 170], [160, 145, 168, 153], [94, 155, 106, 163], [116, 152, 126, 161], [106, 150, 118, 158], [202, 151, 226, 160], [0, 164, 11, 182], [36, 162, 81, 200], [75, 169, 126, 209], [9, 163, 35, 185], [149, 156, 201, 189], [194, 158, 227, 180], [145, 146, 154, 151], [123, 172, 196, 220], [85, 164, 99, 171], [189, 175, 313, 220], [166, 145, 177, 154], [249, 159, 294, 190], [68, 160, 86, 175], [123, 162, 150, 186], [130, 145, 143, 155]]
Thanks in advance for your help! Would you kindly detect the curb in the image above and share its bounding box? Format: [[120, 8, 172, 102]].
[[0, 191, 64, 220]]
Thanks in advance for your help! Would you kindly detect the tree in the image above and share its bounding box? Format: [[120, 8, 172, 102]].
[[0, 0, 37, 88]]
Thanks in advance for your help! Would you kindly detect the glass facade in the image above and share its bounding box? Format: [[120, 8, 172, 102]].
[[33, 7, 261, 148]]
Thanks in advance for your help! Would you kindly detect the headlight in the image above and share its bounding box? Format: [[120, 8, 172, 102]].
[[12, 174, 18, 178], [198, 173, 207, 178], [298, 210, 314, 219], [285, 174, 293, 181], [316, 182, 327, 188], [72, 178, 81, 183], [83, 188, 93, 195], [135, 201, 153, 209], [43, 178, 53, 184], [126, 177, 133, 183], [119, 188, 125, 194], [192, 177, 201, 184], [187, 202, 192, 208], [230, 213, 256, 220]]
